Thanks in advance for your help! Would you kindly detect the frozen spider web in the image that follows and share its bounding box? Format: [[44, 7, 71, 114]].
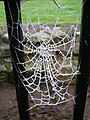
[[8, 0, 81, 109], [21, 24, 79, 110]]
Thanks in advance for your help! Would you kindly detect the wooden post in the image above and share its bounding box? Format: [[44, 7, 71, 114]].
[[4, 0, 30, 120], [73, 0, 90, 119]]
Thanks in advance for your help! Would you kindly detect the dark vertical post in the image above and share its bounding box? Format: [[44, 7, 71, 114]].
[[73, 0, 90, 120], [4, 0, 30, 120]]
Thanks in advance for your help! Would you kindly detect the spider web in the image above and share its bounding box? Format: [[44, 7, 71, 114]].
[[8, 0, 81, 109]]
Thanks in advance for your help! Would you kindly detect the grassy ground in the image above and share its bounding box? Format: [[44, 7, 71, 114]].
[[0, 0, 81, 24], [0, 2, 6, 24]]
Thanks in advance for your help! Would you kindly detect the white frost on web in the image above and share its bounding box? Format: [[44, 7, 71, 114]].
[[7, 0, 81, 109], [12, 23, 79, 109]]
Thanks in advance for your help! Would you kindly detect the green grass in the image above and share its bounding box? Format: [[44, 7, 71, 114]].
[[0, 2, 6, 24], [0, 0, 81, 24]]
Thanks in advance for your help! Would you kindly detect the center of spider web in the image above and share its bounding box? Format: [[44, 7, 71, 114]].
[[37, 44, 50, 57]]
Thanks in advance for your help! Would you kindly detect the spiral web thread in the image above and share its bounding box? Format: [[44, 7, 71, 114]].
[[8, 0, 82, 109]]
